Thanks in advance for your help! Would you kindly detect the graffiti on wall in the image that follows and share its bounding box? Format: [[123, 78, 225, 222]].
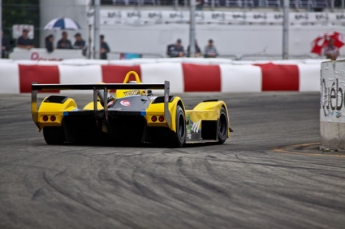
[[321, 61, 345, 122]]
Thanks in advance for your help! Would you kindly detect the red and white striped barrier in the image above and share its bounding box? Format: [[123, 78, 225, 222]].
[[0, 61, 320, 94]]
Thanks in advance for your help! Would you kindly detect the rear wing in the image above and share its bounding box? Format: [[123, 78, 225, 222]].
[[31, 81, 171, 129]]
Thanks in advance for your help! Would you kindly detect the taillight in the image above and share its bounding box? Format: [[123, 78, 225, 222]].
[[159, 116, 164, 122], [151, 116, 157, 122], [50, 115, 56, 121], [43, 115, 48, 121]]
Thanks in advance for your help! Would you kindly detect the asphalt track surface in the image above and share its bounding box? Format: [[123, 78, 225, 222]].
[[1, 92, 345, 229]]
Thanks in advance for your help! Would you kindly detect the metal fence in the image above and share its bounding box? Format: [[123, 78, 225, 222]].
[[107, 52, 331, 60], [108, 52, 165, 59]]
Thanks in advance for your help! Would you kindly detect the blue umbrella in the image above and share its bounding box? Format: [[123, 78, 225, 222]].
[[44, 18, 81, 30]]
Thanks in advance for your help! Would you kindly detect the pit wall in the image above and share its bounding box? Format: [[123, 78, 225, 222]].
[[0, 58, 322, 94], [321, 59, 345, 150]]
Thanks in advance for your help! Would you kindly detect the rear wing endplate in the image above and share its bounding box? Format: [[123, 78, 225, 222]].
[[31, 82, 171, 129]]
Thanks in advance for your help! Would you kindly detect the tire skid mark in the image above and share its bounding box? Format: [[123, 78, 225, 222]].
[[103, 154, 205, 218], [176, 157, 231, 198], [42, 171, 137, 229]]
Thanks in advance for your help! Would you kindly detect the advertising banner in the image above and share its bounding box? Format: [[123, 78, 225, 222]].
[[100, 10, 345, 25]]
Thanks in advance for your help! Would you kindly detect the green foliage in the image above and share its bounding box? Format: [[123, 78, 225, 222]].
[[2, 0, 40, 47]]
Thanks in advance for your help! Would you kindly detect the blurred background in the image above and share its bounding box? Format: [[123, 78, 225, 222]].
[[1, 0, 345, 60]]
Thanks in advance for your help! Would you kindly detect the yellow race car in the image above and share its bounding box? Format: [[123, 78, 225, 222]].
[[31, 71, 231, 147]]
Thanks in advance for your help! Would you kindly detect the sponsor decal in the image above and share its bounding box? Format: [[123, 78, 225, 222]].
[[108, 11, 121, 18], [127, 11, 140, 18], [123, 90, 140, 96], [191, 120, 201, 133], [274, 14, 283, 19], [107, 100, 115, 107], [212, 13, 225, 20], [120, 100, 131, 106], [294, 13, 308, 20], [253, 14, 267, 19], [148, 12, 162, 19]]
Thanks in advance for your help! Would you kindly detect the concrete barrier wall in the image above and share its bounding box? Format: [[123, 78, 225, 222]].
[[0, 59, 322, 94], [320, 60, 345, 150]]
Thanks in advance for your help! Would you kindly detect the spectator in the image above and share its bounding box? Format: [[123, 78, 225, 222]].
[[100, 35, 110, 60], [187, 40, 202, 57], [45, 34, 54, 53], [17, 29, 33, 50], [196, 0, 204, 10], [2, 31, 11, 58], [323, 38, 339, 60], [204, 39, 218, 58], [167, 39, 185, 58], [73, 33, 85, 49], [57, 31, 73, 49]]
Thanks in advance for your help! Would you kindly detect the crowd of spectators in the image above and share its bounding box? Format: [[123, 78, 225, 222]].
[[1, 29, 111, 59], [0, 28, 342, 60], [167, 38, 219, 58]]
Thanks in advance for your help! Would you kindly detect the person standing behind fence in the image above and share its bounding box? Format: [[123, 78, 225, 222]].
[[100, 35, 110, 60], [45, 34, 54, 53], [2, 31, 11, 58], [57, 31, 73, 49], [204, 39, 218, 58], [17, 29, 33, 50], [323, 38, 339, 60]]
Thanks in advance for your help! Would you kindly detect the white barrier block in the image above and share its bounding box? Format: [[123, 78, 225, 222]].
[[130, 58, 158, 65], [0, 59, 14, 63], [108, 60, 137, 66], [231, 60, 269, 65], [181, 58, 233, 65], [156, 58, 186, 63], [59, 65, 103, 94], [140, 63, 184, 93], [220, 64, 262, 92], [206, 58, 233, 65], [272, 59, 304, 64], [303, 59, 327, 65], [182, 58, 215, 65], [298, 64, 320, 92], [13, 60, 40, 65], [0, 63, 20, 94], [62, 59, 109, 66]]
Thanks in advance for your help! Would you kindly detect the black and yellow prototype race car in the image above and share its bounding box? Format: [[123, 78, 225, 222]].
[[31, 71, 231, 147]]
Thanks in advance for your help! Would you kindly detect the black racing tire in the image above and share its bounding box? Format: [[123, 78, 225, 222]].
[[43, 127, 65, 145], [171, 105, 186, 147], [217, 107, 228, 144]]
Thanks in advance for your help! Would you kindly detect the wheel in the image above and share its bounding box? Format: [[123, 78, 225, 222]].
[[43, 127, 65, 145], [217, 107, 228, 144], [171, 105, 186, 147]]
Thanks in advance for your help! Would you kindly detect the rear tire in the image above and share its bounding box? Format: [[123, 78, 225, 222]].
[[43, 127, 65, 145], [217, 107, 228, 144], [171, 105, 186, 147]]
